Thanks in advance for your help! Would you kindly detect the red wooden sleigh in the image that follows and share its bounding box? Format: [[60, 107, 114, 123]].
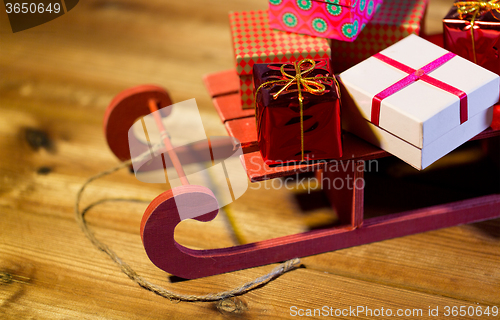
[[103, 72, 500, 279]]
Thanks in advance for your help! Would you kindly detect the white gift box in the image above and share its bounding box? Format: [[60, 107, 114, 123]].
[[339, 34, 499, 170]]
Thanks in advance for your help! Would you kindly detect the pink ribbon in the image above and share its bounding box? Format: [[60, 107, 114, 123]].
[[371, 52, 468, 126]]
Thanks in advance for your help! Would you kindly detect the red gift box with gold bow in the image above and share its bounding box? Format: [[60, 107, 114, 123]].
[[443, 0, 500, 75], [253, 58, 342, 165]]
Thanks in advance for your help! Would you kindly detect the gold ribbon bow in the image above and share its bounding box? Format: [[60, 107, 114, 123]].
[[454, 1, 500, 63], [254, 59, 337, 162]]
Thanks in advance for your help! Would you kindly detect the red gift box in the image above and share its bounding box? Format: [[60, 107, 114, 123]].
[[253, 59, 342, 165], [443, 1, 500, 76]]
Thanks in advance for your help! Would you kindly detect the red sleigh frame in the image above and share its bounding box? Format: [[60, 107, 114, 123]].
[[104, 74, 500, 279], [169, 69, 500, 279]]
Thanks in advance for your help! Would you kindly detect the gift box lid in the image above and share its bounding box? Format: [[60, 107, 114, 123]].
[[229, 10, 331, 76], [339, 34, 499, 149], [253, 59, 337, 109]]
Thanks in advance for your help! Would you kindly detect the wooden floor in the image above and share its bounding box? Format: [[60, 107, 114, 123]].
[[1, 0, 499, 319]]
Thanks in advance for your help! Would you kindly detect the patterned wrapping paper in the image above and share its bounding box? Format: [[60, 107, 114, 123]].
[[268, 0, 383, 42], [330, 0, 429, 73], [229, 10, 331, 109], [239, 75, 254, 110]]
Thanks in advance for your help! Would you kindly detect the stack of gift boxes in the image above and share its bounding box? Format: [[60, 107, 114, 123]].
[[226, 0, 500, 170]]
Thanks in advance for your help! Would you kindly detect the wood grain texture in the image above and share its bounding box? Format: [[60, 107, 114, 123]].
[[1, 0, 499, 319], [203, 70, 240, 98], [213, 93, 256, 122]]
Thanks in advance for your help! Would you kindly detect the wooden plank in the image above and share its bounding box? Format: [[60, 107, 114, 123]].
[[241, 131, 390, 182], [203, 70, 255, 122], [213, 93, 255, 122], [202, 69, 240, 98], [225, 117, 259, 153]]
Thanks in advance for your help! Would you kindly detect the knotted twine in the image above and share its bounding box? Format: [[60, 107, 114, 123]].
[[75, 149, 301, 302]]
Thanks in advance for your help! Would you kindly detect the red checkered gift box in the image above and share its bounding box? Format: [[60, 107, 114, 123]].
[[330, 0, 428, 73], [229, 10, 331, 109]]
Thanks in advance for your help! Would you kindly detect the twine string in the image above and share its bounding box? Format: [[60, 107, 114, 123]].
[[75, 149, 301, 302]]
